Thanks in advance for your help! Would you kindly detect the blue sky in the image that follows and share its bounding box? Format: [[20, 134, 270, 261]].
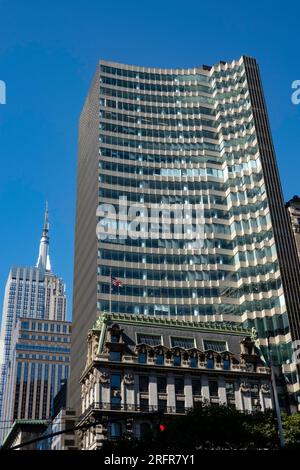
[[0, 0, 300, 322]]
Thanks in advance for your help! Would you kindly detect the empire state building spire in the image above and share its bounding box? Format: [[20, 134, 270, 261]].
[[36, 202, 51, 271]]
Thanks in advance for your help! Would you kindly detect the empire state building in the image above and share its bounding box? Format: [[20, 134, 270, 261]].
[[0, 205, 68, 440]]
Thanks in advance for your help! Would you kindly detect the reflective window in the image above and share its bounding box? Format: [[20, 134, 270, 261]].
[[171, 337, 195, 349], [203, 340, 227, 352], [138, 352, 147, 364], [137, 334, 162, 346], [207, 357, 214, 369], [156, 353, 164, 365], [190, 357, 198, 368], [109, 351, 121, 362], [110, 422, 122, 439], [173, 355, 181, 367]]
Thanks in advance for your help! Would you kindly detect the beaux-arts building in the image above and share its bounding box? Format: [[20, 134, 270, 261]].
[[70, 56, 300, 415], [78, 313, 273, 450]]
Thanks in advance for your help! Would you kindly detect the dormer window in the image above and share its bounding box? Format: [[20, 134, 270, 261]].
[[207, 356, 214, 369], [190, 356, 198, 368], [108, 324, 123, 344], [137, 333, 162, 346], [156, 352, 164, 365], [110, 351, 121, 362], [138, 352, 147, 364], [203, 339, 227, 352], [173, 355, 181, 367]]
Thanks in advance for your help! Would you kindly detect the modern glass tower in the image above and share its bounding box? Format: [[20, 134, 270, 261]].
[[0, 206, 68, 441], [70, 56, 300, 414]]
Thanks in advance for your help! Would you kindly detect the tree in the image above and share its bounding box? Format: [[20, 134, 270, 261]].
[[100, 403, 300, 452]]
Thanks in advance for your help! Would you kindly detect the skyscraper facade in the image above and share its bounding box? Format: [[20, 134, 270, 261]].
[[286, 195, 300, 261], [70, 56, 300, 414], [0, 206, 68, 442], [1, 317, 71, 442]]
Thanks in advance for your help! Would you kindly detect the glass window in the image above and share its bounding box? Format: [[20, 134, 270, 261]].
[[137, 334, 162, 346], [139, 376, 149, 392], [38, 323, 42, 331], [203, 340, 227, 352], [111, 396, 121, 410], [175, 378, 184, 394], [192, 379, 202, 396], [140, 398, 149, 411], [171, 337, 195, 349], [223, 359, 230, 370], [156, 353, 164, 365], [190, 356, 198, 368], [138, 352, 147, 364], [157, 377, 167, 393], [173, 355, 181, 366], [207, 357, 214, 369], [250, 383, 259, 397], [111, 374, 121, 389], [209, 380, 219, 398], [158, 399, 167, 412], [111, 334, 119, 343], [176, 400, 185, 413], [110, 422, 122, 439], [226, 382, 235, 399], [109, 351, 121, 362]]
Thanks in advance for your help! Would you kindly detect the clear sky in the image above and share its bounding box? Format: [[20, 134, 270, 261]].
[[0, 0, 300, 322]]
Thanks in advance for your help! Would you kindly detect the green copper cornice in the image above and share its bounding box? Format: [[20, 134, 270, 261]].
[[92, 312, 253, 336]]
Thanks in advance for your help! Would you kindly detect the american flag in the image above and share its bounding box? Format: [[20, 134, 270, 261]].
[[111, 276, 123, 288]]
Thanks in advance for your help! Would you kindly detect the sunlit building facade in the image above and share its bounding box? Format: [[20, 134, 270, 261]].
[[70, 56, 300, 414], [0, 206, 68, 442], [1, 318, 71, 442]]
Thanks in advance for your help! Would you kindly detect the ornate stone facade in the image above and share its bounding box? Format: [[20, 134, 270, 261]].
[[77, 314, 273, 450]]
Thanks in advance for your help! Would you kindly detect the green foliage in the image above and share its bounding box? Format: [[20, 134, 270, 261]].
[[282, 413, 300, 447], [158, 403, 279, 450], [101, 404, 300, 452]]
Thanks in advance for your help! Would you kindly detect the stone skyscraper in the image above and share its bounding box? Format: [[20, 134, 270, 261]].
[[0, 206, 69, 442], [70, 56, 300, 414]]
